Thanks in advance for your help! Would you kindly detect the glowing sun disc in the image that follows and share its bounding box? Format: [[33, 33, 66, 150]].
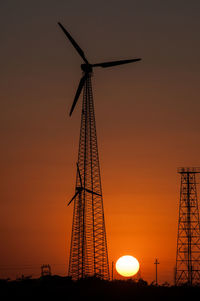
[[116, 255, 140, 277]]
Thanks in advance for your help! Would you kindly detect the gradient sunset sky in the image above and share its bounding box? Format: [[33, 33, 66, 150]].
[[1, 1, 200, 283]]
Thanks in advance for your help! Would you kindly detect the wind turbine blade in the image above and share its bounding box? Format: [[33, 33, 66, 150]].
[[92, 58, 141, 68], [77, 163, 83, 187], [85, 188, 102, 196], [67, 191, 79, 206], [58, 22, 89, 64], [69, 75, 86, 116]]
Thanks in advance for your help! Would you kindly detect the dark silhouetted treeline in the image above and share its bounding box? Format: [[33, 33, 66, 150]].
[[0, 276, 199, 300]]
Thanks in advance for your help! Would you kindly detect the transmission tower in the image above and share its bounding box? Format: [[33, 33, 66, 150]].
[[175, 167, 200, 286], [41, 264, 51, 277]]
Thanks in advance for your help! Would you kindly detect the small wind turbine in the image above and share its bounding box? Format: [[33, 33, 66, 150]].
[[68, 163, 102, 206]]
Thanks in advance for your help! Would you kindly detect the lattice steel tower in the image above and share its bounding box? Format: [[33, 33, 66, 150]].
[[58, 22, 141, 280], [175, 167, 200, 286], [68, 73, 109, 280]]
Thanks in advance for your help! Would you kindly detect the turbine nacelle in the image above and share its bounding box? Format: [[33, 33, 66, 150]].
[[81, 64, 93, 73]]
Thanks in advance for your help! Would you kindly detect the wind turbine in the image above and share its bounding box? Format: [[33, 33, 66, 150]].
[[58, 22, 141, 280], [67, 163, 102, 207]]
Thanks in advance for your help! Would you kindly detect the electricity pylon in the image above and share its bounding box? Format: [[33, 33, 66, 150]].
[[58, 22, 141, 280], [175, 167, 200, 286]]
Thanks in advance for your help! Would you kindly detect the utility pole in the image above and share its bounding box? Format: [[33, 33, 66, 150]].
[[112, 261, 114, 281], [154, 258, 159, 286]]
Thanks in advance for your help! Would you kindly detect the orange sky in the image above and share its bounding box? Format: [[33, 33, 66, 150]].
[[1, 1, 200, 284]]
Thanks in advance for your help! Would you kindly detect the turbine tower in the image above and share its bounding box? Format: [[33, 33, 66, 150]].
[[58, 22, 141, 280], [175, 167, 200, 286]]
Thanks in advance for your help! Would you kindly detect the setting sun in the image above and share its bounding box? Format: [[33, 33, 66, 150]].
[[116, 255, 140, 277]]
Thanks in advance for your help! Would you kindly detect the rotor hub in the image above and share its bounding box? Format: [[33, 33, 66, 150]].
[[81, 64, 92, 73]]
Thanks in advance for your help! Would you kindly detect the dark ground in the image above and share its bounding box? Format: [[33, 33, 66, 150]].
[[0, 276, 199, 300]]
